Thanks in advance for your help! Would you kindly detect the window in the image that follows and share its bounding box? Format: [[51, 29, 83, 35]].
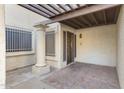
[[45, 31, 55, 56], [6, 26, 32, 52]]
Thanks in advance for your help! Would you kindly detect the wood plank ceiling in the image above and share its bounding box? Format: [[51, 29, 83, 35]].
[[18, 4, 121, 29]]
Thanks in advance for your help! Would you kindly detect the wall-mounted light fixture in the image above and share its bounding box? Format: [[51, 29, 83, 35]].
[[79, 33, 82, 38]]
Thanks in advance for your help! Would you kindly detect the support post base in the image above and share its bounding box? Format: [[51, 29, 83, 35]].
[[32, 65, 50, 76]]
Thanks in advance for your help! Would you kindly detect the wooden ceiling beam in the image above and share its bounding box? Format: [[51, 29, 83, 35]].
[[76, 18, 87, 27], [67, 4, 73, 10], [62, 21, 79, 29], [80, 23, 115, 29], [28, 4, 51, 16], [71, 19, 84, 28], [36, 4, 120, 25], [103, 10, 107, 24], [57, 4, 68, 12], [47, 4, 62, 14], [69, 20, 82, 28], [38, 4, 57, 15], [85, 5, 98, 25], [89, 13, 98, 25], [79, 16, 92, 27], [18, 4, 50, 18], [77, 4, 80, 8], [114, 6, 121, 23]]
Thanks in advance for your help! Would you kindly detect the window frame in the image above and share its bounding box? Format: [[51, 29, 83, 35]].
[[6, 25, 35, 57], [45, 31, 55, 57]]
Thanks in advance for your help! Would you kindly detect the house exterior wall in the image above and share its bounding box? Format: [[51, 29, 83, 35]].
[[76, 24, 117, 67], [117, 5, 124, 88], [0, 5, 5, 88], [5, 4, 48, 71]]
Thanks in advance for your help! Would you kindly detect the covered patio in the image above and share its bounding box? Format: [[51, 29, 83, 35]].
[[17, 4, 121, 76], [4, 4, 124, 89]]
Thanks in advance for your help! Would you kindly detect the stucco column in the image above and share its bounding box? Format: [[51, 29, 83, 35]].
[[32, 24, 50, 75], [35, 27, 46, 66]]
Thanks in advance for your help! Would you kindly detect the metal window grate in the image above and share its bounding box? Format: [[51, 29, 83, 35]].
[[6, 26, 32, 52]]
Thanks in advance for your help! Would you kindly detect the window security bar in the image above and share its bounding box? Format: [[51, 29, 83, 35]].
[[6, 26, 32, 52]]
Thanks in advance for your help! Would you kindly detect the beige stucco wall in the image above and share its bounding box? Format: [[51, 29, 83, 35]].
[[117, 5, 124, 88], [76, 24, 117, 67], [6, 54, 36, 71], [0, 5, 5, 88], [5, 4, 48, 71]]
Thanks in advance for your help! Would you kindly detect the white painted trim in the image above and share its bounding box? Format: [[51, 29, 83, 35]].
[[6, 51, 35, 57], [5, 25, 33, 31]]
